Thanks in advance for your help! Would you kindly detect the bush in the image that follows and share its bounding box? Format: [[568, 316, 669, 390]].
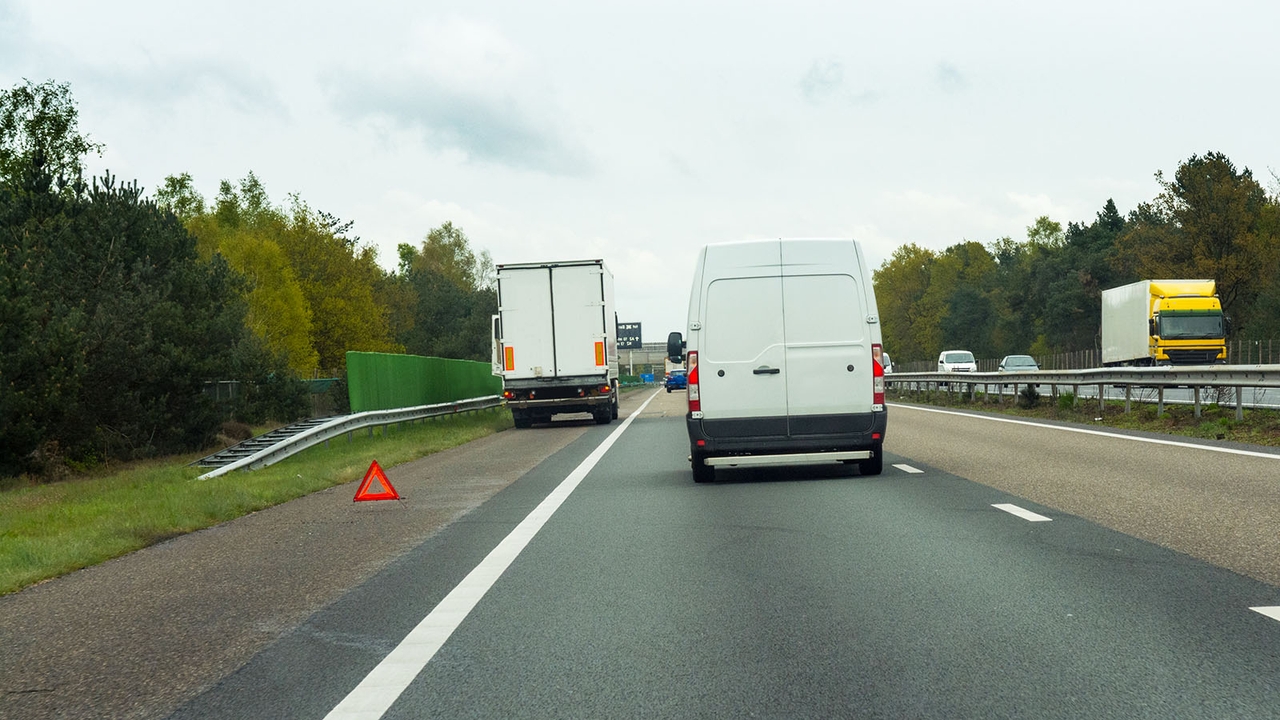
[[1, 165, 299, 477], [1057, 391, 1076, 411], [1019, 384, 1041, 408]]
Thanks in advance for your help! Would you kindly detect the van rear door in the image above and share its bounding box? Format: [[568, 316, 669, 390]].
[[696, 242, 788, 437], [780, 240, 874, 435]]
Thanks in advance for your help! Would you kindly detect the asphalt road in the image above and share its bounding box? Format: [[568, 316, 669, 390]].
[[5, 391, 1280, 718]]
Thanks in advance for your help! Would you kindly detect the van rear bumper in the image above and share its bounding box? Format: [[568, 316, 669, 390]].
[[686, 411, 887, 457]]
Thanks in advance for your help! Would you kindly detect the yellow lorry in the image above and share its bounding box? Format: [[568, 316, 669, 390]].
[[1100, 279, 1228, 366]]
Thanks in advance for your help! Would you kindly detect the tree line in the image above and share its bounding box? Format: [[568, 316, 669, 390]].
[[0, 80, 496, 478], [874, 152, 1280, 365]]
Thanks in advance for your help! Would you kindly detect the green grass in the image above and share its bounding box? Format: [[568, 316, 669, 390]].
[[888, 385, 1280, 446], [0, 408, 512, 596]]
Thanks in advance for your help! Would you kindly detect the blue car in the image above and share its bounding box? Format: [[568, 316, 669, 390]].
[[665, 370, 688, 392]]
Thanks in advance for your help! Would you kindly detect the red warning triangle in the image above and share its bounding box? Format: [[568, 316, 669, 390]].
[[354, 460, 400, 502]]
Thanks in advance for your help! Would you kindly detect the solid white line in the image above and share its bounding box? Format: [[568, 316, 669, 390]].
[[893, 464, 924, 474], [1250, 606, 1280, 623], [324, 389, 663, 720], [889, 403, 1280, 460], [992, 503, 1052, 522]]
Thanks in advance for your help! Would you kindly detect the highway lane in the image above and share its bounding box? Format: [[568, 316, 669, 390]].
[[171, 391, 1280, 719], [885, 402, 1280, 587]]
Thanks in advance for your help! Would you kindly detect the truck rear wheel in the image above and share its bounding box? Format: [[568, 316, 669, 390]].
[[511, 410, 533, 429], [594, 408, 612, 425]]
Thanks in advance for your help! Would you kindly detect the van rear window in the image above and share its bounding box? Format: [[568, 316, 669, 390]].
[[783, 274, 863, 344], [704, 277, 784, 361]]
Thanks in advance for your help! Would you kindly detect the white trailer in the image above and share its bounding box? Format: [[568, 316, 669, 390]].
[[493, 260, 619, 427], [1101, 281, 1153, 365]]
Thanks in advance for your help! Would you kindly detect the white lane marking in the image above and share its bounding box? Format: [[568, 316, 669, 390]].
[[893, 464, 923, 474], [993, 503, 1052, 522], [1250, 606, 1280, 623], [889, 403, 1280, 461], [325, 389, 663, 720]]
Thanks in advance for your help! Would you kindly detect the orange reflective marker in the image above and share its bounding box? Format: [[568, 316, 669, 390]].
[[354, 460, 400, 502]]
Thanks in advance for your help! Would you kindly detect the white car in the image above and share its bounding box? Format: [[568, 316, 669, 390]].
[[937, 350, 977, 373], [881, 351, 894, 374]]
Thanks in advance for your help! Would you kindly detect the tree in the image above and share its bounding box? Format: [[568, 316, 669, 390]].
[[873, 244, 936, 363], [0, 79, 103, 191], [397, 222, 498, 361], [1114, 152, 1277, 333], [279, 196, 402, 373], [1, 161, 302, 476], [154, 172, 205, 224]]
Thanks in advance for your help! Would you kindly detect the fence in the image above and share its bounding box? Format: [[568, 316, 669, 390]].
[[896, 338, 1278, 373], [345, 351, 502, 413]]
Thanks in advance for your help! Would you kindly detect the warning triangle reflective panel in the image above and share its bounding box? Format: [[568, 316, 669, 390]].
[[354, 460, 400, 502]]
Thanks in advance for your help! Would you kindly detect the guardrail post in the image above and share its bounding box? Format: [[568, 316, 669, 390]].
[[1193, 386, 1202, 418], [1236, 386, 1244, 421], [969, 383, 976, 403], [1157, 387, 1165, 418], [1124, 385, 1131, 413], [1098, 384, 1105, 416]]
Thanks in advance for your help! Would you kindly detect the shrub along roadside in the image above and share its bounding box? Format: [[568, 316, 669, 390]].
[[887, 386, 1280, 447], [0, 408, 512, 596]]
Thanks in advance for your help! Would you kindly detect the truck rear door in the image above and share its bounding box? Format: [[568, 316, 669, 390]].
[[550, 264, 608, 377], [497, 269, 554, 379]]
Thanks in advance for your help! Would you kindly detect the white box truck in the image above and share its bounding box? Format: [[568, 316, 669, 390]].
[[1101, 279, 1227, 366], [666, 239, 888, 482], [492, 259, 619, 427]]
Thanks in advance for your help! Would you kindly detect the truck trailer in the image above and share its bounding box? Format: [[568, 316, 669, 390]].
[[1100, 279, 1227, 366], [492, 259, 619, 427]]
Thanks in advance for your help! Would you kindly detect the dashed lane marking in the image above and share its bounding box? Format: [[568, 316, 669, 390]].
[[893, 464, 923, 474], [993, 503, 1052, 522], [1250, 606, 1280, 623]]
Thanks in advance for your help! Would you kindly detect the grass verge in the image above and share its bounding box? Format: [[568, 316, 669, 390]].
[[887, 384, 1280, 446], [0, 408, 512, 596]]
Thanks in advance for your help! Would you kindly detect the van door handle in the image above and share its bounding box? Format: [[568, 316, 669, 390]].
[[753, 366, 780, 375]]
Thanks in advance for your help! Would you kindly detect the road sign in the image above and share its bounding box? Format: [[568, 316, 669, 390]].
[[617, 322, 642, 350], [354, 460, 400, 502]]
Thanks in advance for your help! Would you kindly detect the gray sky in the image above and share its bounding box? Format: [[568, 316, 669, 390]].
[[4, 0, 1278, 340]]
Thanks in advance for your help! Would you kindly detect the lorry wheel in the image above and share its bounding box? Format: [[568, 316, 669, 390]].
[[692, 453, 715, 483], [594, 408, 612, 425], [666, 387, 671, 393], [512, 412, 533, 429], [857, 445, 883, 476], [611, 388, 619, 419]]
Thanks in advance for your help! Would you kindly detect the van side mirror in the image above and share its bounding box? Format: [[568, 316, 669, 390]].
[[667, 331, 684, 362], [1225, 316, 1233, 335]]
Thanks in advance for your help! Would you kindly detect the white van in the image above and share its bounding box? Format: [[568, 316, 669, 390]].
[[666, 239, 888, 483]]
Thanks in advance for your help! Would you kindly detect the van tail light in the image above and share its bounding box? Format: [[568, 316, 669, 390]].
[[871, 343, 885, 407], [687, 351, 700, 412]]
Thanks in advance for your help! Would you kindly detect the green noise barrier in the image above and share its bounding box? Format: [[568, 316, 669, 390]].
[[346, 351, 502, 413]]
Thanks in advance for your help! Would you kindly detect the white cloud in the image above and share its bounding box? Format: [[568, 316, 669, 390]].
[[799, 58, 844, 104], [325, 16, 590, 175], [936, 60, 965, 93]]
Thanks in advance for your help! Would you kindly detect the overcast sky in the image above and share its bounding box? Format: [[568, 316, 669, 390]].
[[4, 0, 1278, 340]]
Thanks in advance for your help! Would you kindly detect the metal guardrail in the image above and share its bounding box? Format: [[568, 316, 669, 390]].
[[887, 366, 1280, 420], [197, 395, 504, 480]]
